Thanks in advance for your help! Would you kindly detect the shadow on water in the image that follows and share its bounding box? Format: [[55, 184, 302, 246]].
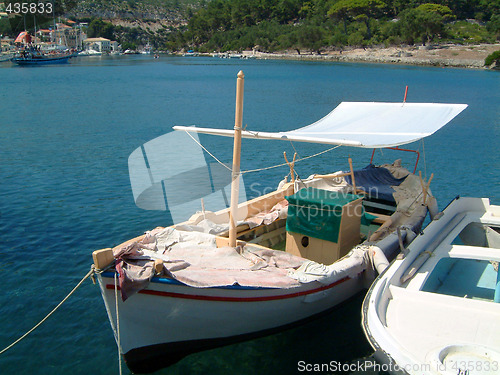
[[162, 292, 383, 375]]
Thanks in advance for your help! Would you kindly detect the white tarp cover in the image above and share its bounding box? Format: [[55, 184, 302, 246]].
[[174, 102, 467, 148]]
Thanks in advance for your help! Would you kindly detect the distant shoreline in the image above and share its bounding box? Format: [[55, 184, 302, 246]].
[[198, 44, 500, 70]]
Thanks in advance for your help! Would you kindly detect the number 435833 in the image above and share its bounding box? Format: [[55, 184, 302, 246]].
[[5, 2, 54, 15]]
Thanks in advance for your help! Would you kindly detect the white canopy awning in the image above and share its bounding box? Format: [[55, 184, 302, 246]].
[[173, 102, 467, 148]]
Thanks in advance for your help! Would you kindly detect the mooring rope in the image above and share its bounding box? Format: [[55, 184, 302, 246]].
[[0, 266, 96, 356], [114, 272, 123, 375], [241, 145, 342, 174], [183, 130, 232, 171]]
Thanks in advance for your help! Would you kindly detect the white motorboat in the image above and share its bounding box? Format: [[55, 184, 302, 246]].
[[79, 49, 102, 56], [92, 71, 468, 373], [362, 197, 500, 375]]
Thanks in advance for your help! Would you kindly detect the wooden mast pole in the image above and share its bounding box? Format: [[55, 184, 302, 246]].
[[348, 156, 356, 193], [229, 70, 245, 248]]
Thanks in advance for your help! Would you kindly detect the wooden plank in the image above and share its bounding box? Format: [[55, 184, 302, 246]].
[[217, 223, 250, 238], [221, 183, 294, 221], [92, 248, 114, 269], [249, 226, 287, 244]]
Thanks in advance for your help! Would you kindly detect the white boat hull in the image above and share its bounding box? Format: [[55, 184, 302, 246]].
[[98, 271, 364, 373]]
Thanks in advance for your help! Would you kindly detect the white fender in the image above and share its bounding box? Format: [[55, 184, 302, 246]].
[[371, 246, 390, 274]]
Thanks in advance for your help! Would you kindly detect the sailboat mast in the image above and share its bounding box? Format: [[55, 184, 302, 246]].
[[229, 71, 245, 248]]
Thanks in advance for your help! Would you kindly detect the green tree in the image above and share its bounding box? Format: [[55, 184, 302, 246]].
[[271, 0, 302, 24], [416, 3, 455, 22], [87, 18, 115, 40], [299, 2, 315, 19], [486, 14, 500, 40], [478, 0, 500, 21], [328, 0, 351, 34], [328, 0, 386, 38], [398, 4, 453, 45], [484, 49, 500, 66], [296, 25, 325, 53], [231, 0, 255, 26], [0, 19, 11, 36]]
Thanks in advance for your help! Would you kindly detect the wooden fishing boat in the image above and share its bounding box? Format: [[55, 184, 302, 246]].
[[11, 47, 72, 65], [362, 197, 500, 375], [92, 71, 467, 373]]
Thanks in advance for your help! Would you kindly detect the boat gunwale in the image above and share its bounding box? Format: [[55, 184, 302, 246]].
[[101, 273, 354, 301]]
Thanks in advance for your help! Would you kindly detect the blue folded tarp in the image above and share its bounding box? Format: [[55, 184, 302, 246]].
[[345, 164, 407, 202]]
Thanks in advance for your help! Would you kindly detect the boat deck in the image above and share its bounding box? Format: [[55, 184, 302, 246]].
[[421, 257, 497, 301]]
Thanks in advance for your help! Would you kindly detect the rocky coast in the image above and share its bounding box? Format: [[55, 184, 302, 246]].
[[249, 44, 500, 69]]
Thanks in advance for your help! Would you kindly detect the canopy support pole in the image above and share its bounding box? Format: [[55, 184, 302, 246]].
[[284, 151, 297, 184], [418, 171, 434, 205], [229, 71, 245, 248], [348, 156, 356, 193], [370, 147, 420, 173]]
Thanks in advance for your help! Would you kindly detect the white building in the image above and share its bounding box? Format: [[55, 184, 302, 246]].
[[1, 37, 13, 52], [110, 40, 120, 52], [83, 37, 112, 53]]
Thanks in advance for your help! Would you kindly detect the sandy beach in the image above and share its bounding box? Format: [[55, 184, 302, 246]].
[[249, 44, 500, 69]]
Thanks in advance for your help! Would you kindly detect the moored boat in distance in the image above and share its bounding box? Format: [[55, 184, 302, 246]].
[[362, 197, 500, 374], [92, 71, 468, 373], [183, 50, 198, 56], [123, 49, 139, 55], [11, 46, 73, 65], [78, 49, 102, 56]]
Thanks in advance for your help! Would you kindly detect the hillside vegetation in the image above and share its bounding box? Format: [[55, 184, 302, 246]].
[[183, 0, 499, 53], [1, 0, 499, 53]]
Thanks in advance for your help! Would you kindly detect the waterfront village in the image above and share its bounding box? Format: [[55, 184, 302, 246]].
[[0, 17, 143, 57]]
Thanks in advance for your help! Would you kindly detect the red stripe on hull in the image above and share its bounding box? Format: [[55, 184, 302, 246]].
[[105, 276, 351, 302]]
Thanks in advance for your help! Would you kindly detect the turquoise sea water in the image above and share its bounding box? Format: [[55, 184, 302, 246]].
[[0, 55, 498, 375]]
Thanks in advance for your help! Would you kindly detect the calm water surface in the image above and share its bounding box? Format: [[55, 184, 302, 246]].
[[0, 55, 498, 375]]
